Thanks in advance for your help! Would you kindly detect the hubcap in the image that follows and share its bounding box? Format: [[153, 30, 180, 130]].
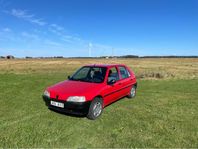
[[131, 87, 136, 97], [93, 102, 102, 117]]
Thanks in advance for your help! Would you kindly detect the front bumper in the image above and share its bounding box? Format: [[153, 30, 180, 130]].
[[43, 95, 91, 116]]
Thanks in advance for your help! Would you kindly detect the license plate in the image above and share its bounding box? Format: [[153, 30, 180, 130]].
[[50, 101, 64, 108]]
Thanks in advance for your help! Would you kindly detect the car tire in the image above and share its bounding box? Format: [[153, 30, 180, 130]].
[[87, 97, 103, 120], [127, 85, 136, 99]]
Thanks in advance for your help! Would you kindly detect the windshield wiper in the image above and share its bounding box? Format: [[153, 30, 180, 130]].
[[71, 78, 85, 82]]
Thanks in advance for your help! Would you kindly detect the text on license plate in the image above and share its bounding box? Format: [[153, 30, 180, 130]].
[[50, 101, 64, 108]]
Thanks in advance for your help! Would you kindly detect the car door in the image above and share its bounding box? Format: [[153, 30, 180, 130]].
[[117, 66, 133, 96], [102, 66, 123, 106]]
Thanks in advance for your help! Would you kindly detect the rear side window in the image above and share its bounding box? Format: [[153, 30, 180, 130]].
[[118, 66, 130, 79]]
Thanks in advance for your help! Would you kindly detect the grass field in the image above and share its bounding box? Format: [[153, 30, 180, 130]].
[[0, 58, 198, 148]]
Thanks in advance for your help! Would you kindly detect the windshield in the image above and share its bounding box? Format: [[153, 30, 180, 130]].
[[70, 66, 107, 83]]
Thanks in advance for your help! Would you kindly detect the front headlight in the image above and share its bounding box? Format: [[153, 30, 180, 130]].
[[43, 90, 50, 97], [67, 96, 86, 102]]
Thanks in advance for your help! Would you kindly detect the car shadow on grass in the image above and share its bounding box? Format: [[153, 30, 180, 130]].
[[48, 107, 85, 118], [48, 96, 132, 119]]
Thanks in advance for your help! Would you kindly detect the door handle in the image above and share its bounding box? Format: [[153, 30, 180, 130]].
[[118, 83, 122, 85]]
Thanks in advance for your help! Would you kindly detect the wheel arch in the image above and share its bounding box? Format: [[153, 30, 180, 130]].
[[134, 82, 137, 88], [93, 95, 103, 100], [92, 95, 104, 106]]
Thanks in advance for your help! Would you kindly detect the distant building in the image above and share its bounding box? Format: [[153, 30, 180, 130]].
[[6, 55, 15, 59]]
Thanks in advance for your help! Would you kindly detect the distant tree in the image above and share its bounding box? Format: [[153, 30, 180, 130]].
[[140, 56, 198, 58], [25, 56, 33, 59], [120, 55, 139, 58], [55, 56, 64, 58]]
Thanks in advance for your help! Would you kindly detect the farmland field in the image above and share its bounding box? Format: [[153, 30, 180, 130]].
[[0, 58, 198, 148]]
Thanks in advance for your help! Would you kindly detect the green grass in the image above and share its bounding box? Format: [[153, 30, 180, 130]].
[[0, 73, 198, 148]]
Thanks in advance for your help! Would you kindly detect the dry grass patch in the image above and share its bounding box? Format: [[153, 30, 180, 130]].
[[0, 58, 198, 79]]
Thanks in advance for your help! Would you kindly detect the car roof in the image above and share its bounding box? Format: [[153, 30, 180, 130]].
[[85, 64, 126, 68]]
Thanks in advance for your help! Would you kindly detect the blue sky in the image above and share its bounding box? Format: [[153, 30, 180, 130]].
[[0, 0, 197, 57]]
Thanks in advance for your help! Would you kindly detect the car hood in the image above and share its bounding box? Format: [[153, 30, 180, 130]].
[[47, 80, 103, 101]]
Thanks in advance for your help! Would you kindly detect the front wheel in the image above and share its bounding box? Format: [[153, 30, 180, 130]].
[[87, 98, 103, 120], [127, 85, 136, 99]]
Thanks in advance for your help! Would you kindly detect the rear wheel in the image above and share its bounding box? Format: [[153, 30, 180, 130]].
[[87, 97, 103, 120], [127, 85, 136, 98]]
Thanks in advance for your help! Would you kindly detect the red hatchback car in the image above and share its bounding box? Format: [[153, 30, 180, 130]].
[[43, 64, 137, 120]]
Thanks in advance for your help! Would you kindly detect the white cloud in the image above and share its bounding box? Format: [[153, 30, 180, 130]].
[[48, 24, 114, 55], [0, 29, 22, 42], [2, 27, 11, 32], [21, 32, 40, 40], [0, 0, 11, 8], [2, 8, 118, 57], [30, 18, 46, 26], [61, 35, 75, 43], [48, 25, 76, 43], [48, 23, 86, 44], [48, 28, 62, 36], [92, 43, 112, 50], [11, 9, 32, 18], [50, 24, 64, 31], [44, 40, 63, 47], [6, 9, 47, 26], [49, 24, 65, 36]]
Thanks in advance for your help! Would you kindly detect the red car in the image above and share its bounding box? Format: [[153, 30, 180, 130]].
[[43, 64, 137, 120]]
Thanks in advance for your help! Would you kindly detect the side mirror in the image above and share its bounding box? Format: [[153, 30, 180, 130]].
[[68, 76, 71, 80], [108, 79, 116, 85]]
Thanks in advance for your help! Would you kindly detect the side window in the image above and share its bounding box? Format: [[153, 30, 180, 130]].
[[118, 66, 130, 79], [108, 67, 119, 82]]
